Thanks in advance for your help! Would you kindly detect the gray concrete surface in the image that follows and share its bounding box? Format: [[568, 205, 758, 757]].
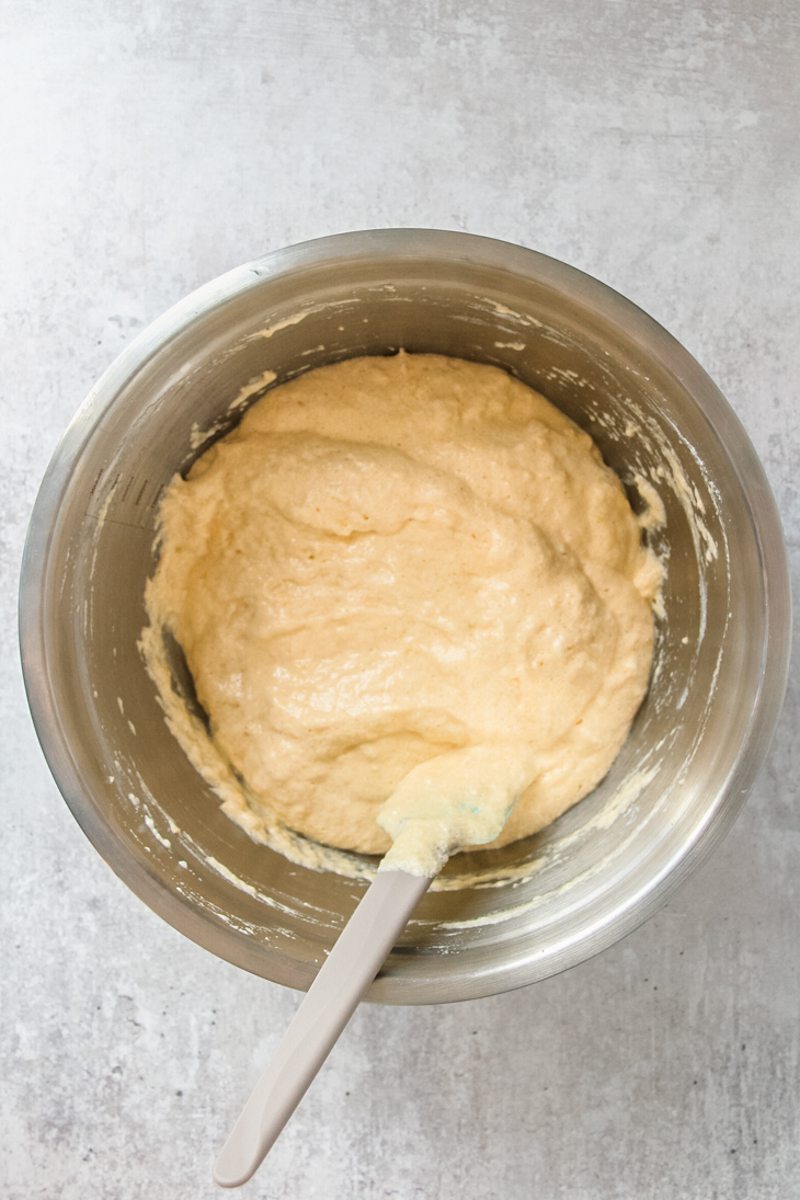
[[2, 2, 798, 1197]]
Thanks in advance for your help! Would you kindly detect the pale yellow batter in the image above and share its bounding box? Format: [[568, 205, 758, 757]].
[[145, 353, 659, 875]]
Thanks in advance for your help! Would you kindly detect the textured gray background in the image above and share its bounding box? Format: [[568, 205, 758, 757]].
[[2, 2, 798, 1198]]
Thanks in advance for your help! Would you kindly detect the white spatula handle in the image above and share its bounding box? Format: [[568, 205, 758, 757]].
[[213, 869, 432, 1188]]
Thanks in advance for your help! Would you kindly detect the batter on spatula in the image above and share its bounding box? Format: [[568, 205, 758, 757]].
[[143, 352, 660, 875]]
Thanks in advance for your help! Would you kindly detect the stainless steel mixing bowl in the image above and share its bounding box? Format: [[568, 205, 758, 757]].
[[20, 230, 791, 1003]]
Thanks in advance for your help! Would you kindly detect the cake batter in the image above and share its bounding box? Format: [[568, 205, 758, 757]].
[[145, 353, 659, 874]]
